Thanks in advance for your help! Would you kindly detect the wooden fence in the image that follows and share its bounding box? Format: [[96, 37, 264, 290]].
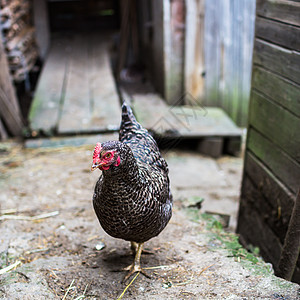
[[237, 0, 300, 283]]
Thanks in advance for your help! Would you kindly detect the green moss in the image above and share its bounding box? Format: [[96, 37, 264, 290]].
[[207, 226, 274, 276], [201, 213, 224, 230], [184, 207, 202, 223], [183, 209, 274, 276], [28, 97, 42, 122]]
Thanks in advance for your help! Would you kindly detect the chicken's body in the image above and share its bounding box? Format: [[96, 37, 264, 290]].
[[92, 103, 172, 280]]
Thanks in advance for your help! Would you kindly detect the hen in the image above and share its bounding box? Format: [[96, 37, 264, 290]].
[[91, 102, 173, 281]]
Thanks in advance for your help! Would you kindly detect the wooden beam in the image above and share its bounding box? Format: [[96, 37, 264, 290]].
[[162, 0, 172, 102], [25, 133, 119, 149], [253, 38, 300, 85], [255, 16, 300, 51], [244, 175, 288, 241], [247, 128, 300, 195], [252, 66, 300, 117], [237, 191, 283, 266], [244, 152, 295, 241], [249, 91, 300, 163], [151, 0, 166, 99], [256, 0, 300, 27], [164, 0, 186, 104], [276, 188, 300, 281], [184, 0, 205, 104], [0, 118, 8, 140], [0, 37, 23, 136], [33, 0, 50, 60]]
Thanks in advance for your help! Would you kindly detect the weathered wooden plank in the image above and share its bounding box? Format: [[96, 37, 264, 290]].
[[253, 38, 300, 84], [33, 0, 50, 60], [241, 175, 287, 244], [0, 37, 23, 136], [249, 91, 300, 162], [58, 33, 120, 134], [247, 128, 300, 194], [29, 36, 70, 135], [184, 0, 205, 104], [239, 0, 256, 126], [255, 16, 300, 51], [252, 66, 300, 117], [25, 133, 119, 149], [203, 0, 255, 126], [276, 188, 300, 281], [165, 0, 185, 105], [89, 33, 121, 132], [0, 118, 8, 140], [204, 0, 222, 107], [237, 192, 283, 266], [244, 152, 295, 242], [256, 0, 300, 27], [58, 35, 91, 134], [152, 0, 169, 101], [0, 87, 23, 136], [238, 177, 300, 282], [132, 93, 171, 132], [132, 93, 241, 137], [171, 106, 241, 137]]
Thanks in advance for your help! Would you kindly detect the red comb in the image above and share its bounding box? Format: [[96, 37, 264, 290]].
[[93, 143, 102, 160]]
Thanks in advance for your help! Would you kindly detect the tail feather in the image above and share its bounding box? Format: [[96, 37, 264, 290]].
[[119, 101, 169, 174], [120, 102, 141, 134], [121, 102, 137, 124]]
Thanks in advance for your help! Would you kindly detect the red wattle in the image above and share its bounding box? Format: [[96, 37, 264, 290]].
[[114, 156, 121, 167], [100, 164, 110, 171]]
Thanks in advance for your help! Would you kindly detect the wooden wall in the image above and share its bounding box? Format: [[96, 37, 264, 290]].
[[237, 0, 300, 283], [203, 0, 256, 126]]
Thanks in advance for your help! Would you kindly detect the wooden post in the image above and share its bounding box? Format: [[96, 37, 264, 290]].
[[167, 0, 186, 105], [151, 0, 168, 99], [0, 37, 24, 136], [184, 0, 205, 104], [276, 188, 300, 281], [0, 119, 8, 140], [33, 0, 50, 60]]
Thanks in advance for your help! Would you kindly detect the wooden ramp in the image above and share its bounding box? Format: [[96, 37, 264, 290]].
[[130, 93, 242, 157], [29, 31, 121, 136]]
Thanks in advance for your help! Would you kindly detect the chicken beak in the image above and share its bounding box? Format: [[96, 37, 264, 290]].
[[91, 163, 99, 171]]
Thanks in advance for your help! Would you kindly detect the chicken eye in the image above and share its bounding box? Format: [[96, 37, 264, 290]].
[[104, 152, 112, 159]]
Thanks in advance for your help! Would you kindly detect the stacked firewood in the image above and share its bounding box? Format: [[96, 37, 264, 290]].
[[0, 0, 38, 82]]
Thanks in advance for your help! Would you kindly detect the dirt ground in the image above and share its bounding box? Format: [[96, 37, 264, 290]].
[[0, 136, 299, 299]]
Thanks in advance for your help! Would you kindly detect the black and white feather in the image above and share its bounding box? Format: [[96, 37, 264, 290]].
[[93, 102, 173, 243]]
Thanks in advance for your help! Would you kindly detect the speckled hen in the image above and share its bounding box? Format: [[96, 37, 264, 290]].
[[91, 102, 173, 281]]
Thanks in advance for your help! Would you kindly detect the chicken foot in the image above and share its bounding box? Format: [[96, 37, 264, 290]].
[[123, 242, 150, 282], [130, 241, 154, 255]]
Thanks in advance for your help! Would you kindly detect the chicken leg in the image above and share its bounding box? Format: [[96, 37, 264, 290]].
[[123, 242, 150, 282]]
